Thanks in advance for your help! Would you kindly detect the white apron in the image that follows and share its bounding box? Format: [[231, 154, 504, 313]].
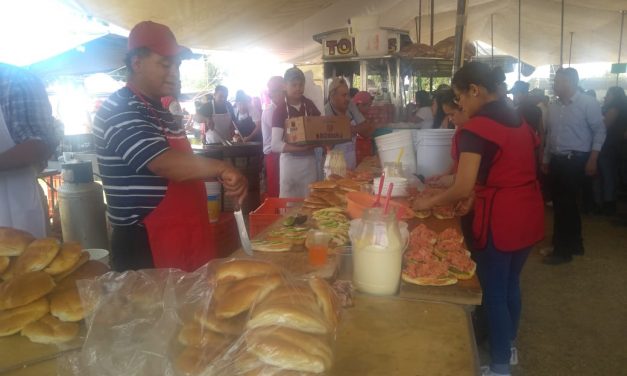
[[279, 153, 317, 198], [0, 107, 47, 237], [211, 101, 234, 141]]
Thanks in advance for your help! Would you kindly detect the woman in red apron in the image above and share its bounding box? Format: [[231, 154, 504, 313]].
[[413, 63, 544, 376]]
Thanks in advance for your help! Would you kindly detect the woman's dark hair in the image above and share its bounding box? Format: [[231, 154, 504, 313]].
[[415, 90, 431, 108], [437, 88, 458, 109], [349, 88, 359, 98], [124, 47, 152, 76], [452, 62, 506, 94], [603, 86, 627, 115]]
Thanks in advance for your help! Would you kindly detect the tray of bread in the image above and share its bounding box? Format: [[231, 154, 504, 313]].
[[59, 258, 341, 375], [0, 227, 110, 372]]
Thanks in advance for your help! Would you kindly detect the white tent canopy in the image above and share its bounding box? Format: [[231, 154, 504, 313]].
[[72, 0, 626, 66]]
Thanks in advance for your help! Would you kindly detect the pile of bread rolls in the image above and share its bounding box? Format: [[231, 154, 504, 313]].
[[0, 227, 109, 344], [175, 259, 340, 375]]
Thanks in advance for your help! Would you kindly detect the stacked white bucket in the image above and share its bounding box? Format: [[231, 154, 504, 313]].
[[375, 129, 455, 179], [413, 129, 455, 178], [374, 130, 417, 177]]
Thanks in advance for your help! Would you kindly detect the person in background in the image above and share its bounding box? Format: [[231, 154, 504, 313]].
[[0, 63, 60, 238], [233, 90, 262, 143], [271, 67, 321, 198], [349, 87, 359, 99], [585, 89, 598, 101], [432, 89, 455, 129], [407, 90, 434, 128], [594, 87, 627, 216], [542, 67, 605, 265], [93, 21, 247, 272], [414, 62, 544, 376], [261, 76, 284, 198], [197, 85, 237, 142], [325, 77, 373, 170], [352, 91, 373, 116], [497, 82, 515, 108]]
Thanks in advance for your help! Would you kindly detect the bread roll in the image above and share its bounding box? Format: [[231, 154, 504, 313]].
[[44, 242, 83, 276], [247, 301, 330, 334], [214, 274, 282, 318], [21, 314, 79, 344], [177, 322, 229, 347], [308, 278, 339, 330], [0, 227, 34, 256], [54, 252, 90, 282], [49, 286, 85, 322], [194, 308, 246, 335], [246, 327, 332, 373], [0, 298, 49, 336], [260, 285, 318, 307], [54, 260, 109, 292], [0, 256, 9, 275], [0, 271, 55, 310], [215, 260, 280, 284], [175, 345, 228, 376], [10, 238, 61, 277]]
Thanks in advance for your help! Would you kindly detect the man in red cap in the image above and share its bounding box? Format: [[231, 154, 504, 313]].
[[93, 21, 247, 272]]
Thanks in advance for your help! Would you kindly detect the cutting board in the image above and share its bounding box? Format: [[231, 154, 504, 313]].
[[399, 217, 483, 306]]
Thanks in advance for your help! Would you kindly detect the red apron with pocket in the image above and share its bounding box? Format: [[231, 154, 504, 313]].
[[128, 85, 215, 271], [463, 116, 544, 251]]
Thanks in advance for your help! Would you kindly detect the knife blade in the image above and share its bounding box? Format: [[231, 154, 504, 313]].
[[233, 206, 252, 255]]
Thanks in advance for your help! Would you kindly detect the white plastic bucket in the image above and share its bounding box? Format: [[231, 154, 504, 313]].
[[375, 131, 416, 177], [413, 129, 455, 178], [372, 176, 408, 197]]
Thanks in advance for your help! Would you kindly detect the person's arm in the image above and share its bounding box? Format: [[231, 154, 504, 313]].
[[0, 139, 51, 171], [243, 120, 262, 142], [541, 110, 552, 174], [586, 100, 606, 176], [271, 127, 313, 153], [413, 152, 481, 210]]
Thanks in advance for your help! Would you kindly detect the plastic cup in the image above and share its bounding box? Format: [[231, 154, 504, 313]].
[[335, 246, 353, 280], [305, 230, 332, 267]]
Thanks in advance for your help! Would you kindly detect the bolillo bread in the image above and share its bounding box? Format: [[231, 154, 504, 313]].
[[177, 321, 229, 348], [0, 298, 49, 336], [214, 274, 282, 319], [175, 345, 229, 376], [0, 271, 55, 310], [44, 242, 83, 276], [21, 314, 79, 344], [49, 286, 86, 322], [54, 260, 108, 292], [246, 326, 332, 373], [0, 227, 34, 256], [0, 256, 9, 275], [10, 238, 61, 277], [246, 301, 330, 334], [308, 278, 339, 330], [215, 260, 280, 284], [194, 308, 247, 336], [53, 252, 90, 282]]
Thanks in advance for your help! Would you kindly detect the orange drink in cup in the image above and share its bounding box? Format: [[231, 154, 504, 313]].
[[305, 230, 332, 267]]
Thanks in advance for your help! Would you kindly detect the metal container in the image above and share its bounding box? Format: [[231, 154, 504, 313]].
[[58, 162, 109, 249]]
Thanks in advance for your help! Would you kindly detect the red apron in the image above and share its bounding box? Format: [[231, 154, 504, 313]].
[[128, 85, 215, 271], [463, 117, 544, 251]]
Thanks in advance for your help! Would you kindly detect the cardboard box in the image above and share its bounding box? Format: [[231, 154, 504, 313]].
[[284, 115, 352, 145]]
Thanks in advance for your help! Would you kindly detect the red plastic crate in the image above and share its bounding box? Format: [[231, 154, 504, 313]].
[[249, 198, 304, 237]]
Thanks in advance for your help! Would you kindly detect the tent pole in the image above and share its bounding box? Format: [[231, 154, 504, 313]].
[[491, 14, 494, 68], [430, 0, 434, 91], [453, 0, 468, 74], [518, 0, 521, 80], [618, 10, 625, 85], [568, 32, 574, 67], [560, 0, 565, 67], [418, 0, 422, 43]]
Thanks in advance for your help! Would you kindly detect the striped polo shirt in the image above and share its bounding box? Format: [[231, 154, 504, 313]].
[[93, 87, 186, 227]]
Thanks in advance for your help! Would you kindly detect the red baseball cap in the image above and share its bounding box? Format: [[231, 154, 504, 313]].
[[128, 21, 191, 57]]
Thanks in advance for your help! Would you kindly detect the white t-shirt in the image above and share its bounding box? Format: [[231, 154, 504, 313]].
[[261, 102, 276, 155], [416, 106, 433, 129]]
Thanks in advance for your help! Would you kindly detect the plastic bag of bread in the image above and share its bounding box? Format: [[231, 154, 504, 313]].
[[60, 258, 341, 376]]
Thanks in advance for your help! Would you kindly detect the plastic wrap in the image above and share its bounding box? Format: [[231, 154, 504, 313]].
[[59, 258, 341, 376]]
